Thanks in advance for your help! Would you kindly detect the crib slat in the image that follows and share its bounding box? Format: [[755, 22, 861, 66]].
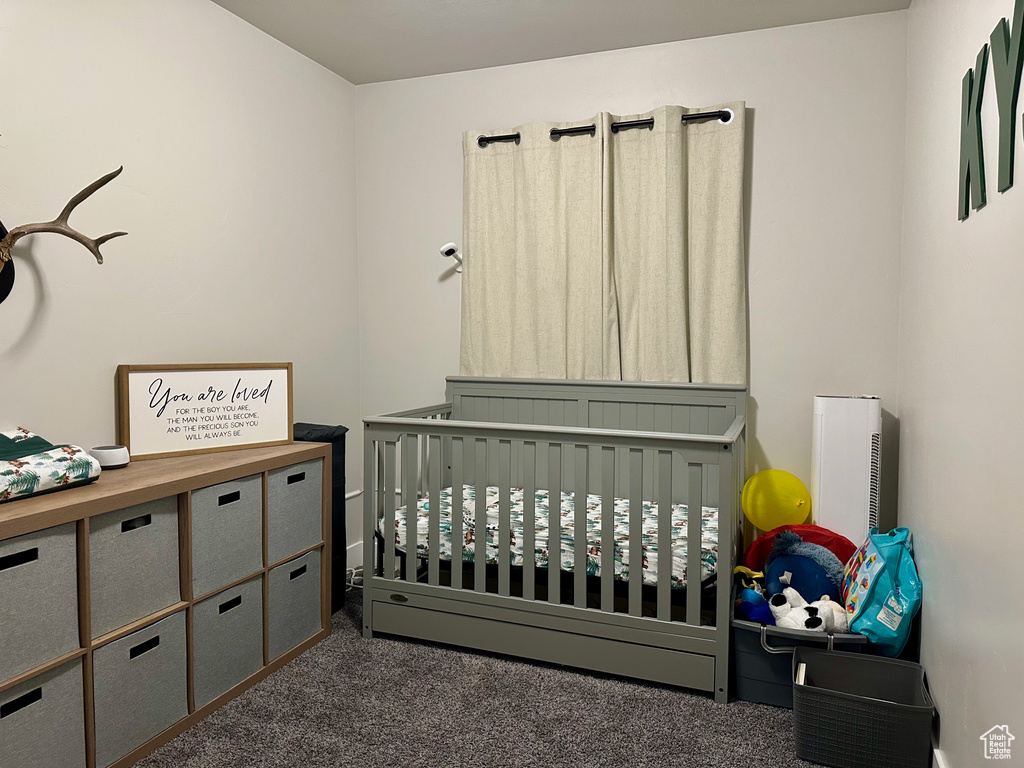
[[376, 440, 386, 578], [403, 434, 419, 583], [548, 443, 562, 604], [601, 446, 615, 613], [474, 438, 488, 592], [428, 435, 441, 586], [628, 449, 643, 617], [657, 450, 672, 622], [498, 440, 512, 597], [420, 432, 428, 499], [451, 438, 464, 590], [384, 441, 397, 582], [686, 462, 704, 625], [377, 441, 385, 522], [523, 442, 537, 601], [574, 444, 587, 608]]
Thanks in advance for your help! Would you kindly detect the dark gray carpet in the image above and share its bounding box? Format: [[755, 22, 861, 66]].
[[138, 591, 813, 768]]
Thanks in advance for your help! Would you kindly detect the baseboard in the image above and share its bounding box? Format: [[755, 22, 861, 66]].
[[932, 747, 949, 768]]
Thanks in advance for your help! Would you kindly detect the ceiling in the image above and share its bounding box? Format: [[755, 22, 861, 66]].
[[211, 0, 911, 85]]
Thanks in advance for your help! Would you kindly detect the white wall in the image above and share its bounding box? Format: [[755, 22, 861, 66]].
[[900, 1, 1024, 765], [7, 5, 1009, 757], [0, 0, 360, 486], [354, 12, 907, 518]]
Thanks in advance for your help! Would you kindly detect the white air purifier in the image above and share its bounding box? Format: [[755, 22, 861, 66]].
[[811, 395, 882, 545]]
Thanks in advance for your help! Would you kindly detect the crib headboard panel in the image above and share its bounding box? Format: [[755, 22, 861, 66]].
[[447, 378, 745, 436], [444, 378, 745, 504]]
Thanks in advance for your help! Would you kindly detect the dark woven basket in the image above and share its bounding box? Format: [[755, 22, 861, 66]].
[[792, 647, 934, 768]]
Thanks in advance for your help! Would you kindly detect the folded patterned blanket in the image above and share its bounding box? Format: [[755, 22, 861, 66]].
[[0, 428, 101, 503]]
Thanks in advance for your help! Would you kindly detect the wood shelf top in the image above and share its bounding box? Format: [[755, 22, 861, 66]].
[[0, 442, 330, 540]]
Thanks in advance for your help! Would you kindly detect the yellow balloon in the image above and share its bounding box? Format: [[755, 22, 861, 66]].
[[741, 470, 811, 531]]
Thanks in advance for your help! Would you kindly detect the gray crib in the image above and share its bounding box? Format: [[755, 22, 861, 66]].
[[362, 377, 745, 702]]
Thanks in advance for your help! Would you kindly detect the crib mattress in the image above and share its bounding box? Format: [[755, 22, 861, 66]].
[[382, 486, 718, 587]]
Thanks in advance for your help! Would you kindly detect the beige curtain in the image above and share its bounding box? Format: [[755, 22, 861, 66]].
[[460, 102, 746, 384], [460, 118, 619, 379]]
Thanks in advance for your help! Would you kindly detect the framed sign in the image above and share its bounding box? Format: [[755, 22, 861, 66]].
[[116, 363, 293, 460]]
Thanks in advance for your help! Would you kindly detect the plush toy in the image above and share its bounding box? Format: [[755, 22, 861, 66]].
[[769, 587, 825, 631], [764, 530, 845, 602], [742, 524, 857, 573], [809, 595, 849, 633], [735, 588, 775, 625], [733, 565, 765, 592]]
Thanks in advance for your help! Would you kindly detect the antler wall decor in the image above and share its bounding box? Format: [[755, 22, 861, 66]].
[[0, 166, 127, 305]]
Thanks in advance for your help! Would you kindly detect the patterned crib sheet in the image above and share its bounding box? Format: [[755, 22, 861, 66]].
[[383, 486, 718, 587]]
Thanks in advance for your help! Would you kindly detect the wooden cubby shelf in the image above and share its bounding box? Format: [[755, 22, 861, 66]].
[[0, 442, 332, 768]]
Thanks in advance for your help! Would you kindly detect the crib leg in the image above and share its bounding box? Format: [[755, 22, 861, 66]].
[[362, 572, 374, 639], [714, 641, 730, 703], [714, 681, 728, 704]]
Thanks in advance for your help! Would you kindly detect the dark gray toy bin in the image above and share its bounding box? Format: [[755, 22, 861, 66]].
[[792, 646, 934, 768], [731, 618, 867, 708]]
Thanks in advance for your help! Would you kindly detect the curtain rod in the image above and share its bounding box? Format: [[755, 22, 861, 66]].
[[478, 109, 733, 147]]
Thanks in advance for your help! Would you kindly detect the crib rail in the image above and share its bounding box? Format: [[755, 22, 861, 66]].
[[380, 402, 453, 420], [363, 409, 741, 632]]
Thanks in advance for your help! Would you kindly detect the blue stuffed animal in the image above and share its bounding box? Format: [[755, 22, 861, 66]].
[[735, 588, 776, 624], [764, 530, 844, 602]]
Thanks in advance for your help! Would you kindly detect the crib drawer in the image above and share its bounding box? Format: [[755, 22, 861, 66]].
[[93, 611, 188, 768], [268, 550, 321, 661], [267, 460, 323, 563], [372, 601, 717, 692], [193, 577, 263, 709], [0, 658, 86, 768], [0, 523, 80, 682], [191, 475, 263, 598], [90, 498, 180, 639]]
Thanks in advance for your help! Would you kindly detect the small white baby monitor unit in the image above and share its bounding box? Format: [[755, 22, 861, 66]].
[[440, 242, 463, 272], [91, 445, 131, 470], [810, 395, 882, 544]]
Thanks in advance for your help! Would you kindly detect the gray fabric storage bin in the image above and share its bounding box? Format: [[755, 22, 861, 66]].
[[0, 657, 86, 768], [193, 577, 263, 709], [90, 497, 181, 639], [268, 549, 321, 660], [0, 522, 80, 682], [267, 459, 323, 564], [191, 474, 263, 598], [93, 611, 187, 768]]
